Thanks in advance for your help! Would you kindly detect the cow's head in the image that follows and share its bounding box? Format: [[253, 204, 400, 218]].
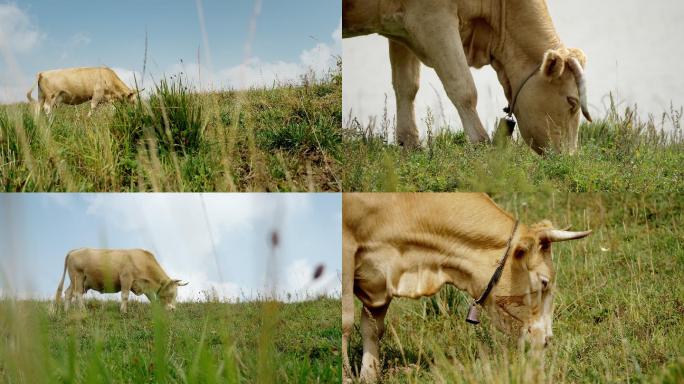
[[514, 48, 592, 155], [126, 89, 144, 103], [484, 221, 591, 349], [158, 279, 189, 310]]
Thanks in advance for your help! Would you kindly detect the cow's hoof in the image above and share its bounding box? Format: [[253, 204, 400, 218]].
[[359, 369, 378, 383], [398, 140, 421, 150]]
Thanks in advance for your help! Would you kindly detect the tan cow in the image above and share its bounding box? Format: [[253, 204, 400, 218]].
[[342, 193, 591, 381], [343, 0, 592, 154], [54, 248, 188, 313], [26, 67, 140, 117]]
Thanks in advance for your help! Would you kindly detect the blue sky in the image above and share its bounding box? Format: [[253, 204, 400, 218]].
[[0, 193, 342, 302], [1, 1, 341, 102]]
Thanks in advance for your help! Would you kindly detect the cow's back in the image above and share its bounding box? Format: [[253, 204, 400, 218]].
[[344, 193, 514, 242], [67, 248, 166, 280]]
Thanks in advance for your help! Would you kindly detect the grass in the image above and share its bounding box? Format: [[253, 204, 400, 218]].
[[0, 297, 341, 383], [342, 102, 684, 192], [346, 193, 684, 383], [0, 63, 342, 192]]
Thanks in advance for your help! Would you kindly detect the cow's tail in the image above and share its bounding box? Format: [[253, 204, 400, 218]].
[[26, 74, 40, 102], [54, 251, 70, 305]]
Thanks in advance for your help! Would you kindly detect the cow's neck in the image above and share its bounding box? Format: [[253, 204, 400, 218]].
[[473, 0, 563, 103], [396, 222, 516, 300], [366, 197, 518, 306]]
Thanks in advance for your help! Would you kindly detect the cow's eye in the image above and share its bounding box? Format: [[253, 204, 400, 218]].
[[540, 241, 550, 251], [540, 275, 550, 290], [567, 96, 580, 113]]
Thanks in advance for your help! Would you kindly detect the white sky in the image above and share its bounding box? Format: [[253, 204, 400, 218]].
[[0, 193, 341, 303], [343, 0, 684, 139]]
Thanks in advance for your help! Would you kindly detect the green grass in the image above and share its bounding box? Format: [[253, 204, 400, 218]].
[[0, 297, 341, 383], [347, 193, 684, 383], [342, 103, 684, 192], [0, 63, 341, 192]]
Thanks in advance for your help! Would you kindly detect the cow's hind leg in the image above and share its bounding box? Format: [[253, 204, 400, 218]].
[[63, 284, 73, 311], [72, 275, 86, 310], [42, 96, 54, 116], [360, 303, 390, 382], [403, 9, 490, 144], [34, 96, 43, 118], [389, 39, 421, 149], [43, 92, 63, 117]]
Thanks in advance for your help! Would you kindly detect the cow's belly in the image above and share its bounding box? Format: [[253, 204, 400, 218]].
[[60, 92, 91, 105], [393, 265, 450, 299], [84, 275, 121, 293], [355, 244, 451, 308]]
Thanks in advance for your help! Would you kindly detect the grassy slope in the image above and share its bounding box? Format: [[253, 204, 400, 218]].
[[342, 107, 684, 192], [347, 193, 684, 383], [0, 67, 341, 192], [0, 298, 341, 383]]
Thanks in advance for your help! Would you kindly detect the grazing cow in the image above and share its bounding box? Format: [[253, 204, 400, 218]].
[[342, 193, 591, 381], [54, 248, 188, 313], [343, 0, 593, 154], [26, 67, 141, 117]]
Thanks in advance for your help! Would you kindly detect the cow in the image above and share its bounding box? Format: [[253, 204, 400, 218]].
[[54, 248, 188, 313], [26, 67, 141, 117], [343, 0, 593, 154], [342, 193, 592, 382]]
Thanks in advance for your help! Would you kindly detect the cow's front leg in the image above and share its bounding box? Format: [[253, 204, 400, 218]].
[[342, 233, 356, 383], [120, 290, 129, 313], [389, 39, 421, 149], [405, 12, 490, 144], [120, 276, 132, 313], [360, 303, 390, 382], [89, 88, 104, 117]]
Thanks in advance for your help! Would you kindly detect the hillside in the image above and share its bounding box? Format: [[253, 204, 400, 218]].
[[0, 298, 341, 383], [0, 65, 342, 192]]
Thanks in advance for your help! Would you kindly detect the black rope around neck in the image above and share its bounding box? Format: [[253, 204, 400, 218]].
[[466, 220, 519, 324]]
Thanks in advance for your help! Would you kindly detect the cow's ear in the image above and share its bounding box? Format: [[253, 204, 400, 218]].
[[541, 49, 566, 79]]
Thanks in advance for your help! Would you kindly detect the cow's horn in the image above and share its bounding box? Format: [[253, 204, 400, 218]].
[[175, 280, 189, 286], [567, 58, 592, 122], [541, 229, 592, 242]]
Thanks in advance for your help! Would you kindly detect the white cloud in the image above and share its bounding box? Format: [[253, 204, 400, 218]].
[[68, 32, 91, 47], [332, 19, 342, 45], [111, 67, 145, 91], [0, 4, 42, 53], [154, 23, 341, 92], [0, 4, 43, 103], [42, 194, 73, 209]]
